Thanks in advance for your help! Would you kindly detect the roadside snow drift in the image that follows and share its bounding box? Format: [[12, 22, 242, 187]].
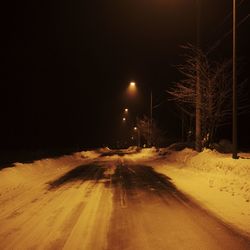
[[152, 148, 250, 236]]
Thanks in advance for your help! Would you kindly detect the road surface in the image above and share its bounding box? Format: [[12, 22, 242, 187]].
[[0, 151, 249, 249]]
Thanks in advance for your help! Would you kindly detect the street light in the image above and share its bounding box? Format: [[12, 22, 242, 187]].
[[232, 0, 238, 159], [127, 81, 137, 97], [134, 126, 140, 147], [149, 90, 153, 147], [127, 81, 153, 147], [195, 0, 201, 152], [125, 108, 128, 113]]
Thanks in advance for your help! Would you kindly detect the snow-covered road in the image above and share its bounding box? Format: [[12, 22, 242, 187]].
[[0, 150, 249, 249], [0, 157, 113, 250]]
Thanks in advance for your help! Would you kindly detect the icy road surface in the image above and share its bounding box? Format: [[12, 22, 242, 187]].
[[0, 152, 249, 249]]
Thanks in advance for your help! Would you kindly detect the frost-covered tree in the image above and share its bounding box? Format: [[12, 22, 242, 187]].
[[167, 44, 249, 148]]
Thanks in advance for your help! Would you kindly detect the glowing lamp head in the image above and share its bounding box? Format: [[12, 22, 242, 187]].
[[127, 81, 137, 96], [122, 117, 126, 122]]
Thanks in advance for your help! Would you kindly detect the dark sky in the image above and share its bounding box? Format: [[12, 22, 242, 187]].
[[2, 0, 250, 150]]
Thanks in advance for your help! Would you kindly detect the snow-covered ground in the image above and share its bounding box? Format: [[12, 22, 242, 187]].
[[0, 151, 113, 249], [0, 146, 249, 248], [129, 147, 250, 237]]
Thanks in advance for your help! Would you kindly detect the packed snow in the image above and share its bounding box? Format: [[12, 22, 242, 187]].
[[0, 152, 112, 249], [130, 147, 250, 237], [0, 146, 249, 248], [78, 146, 250, 236]]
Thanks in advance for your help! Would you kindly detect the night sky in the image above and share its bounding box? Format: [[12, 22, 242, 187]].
[[2, 0, 250, 150]]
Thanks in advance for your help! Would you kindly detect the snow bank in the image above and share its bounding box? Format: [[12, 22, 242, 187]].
[[73, 147, 112, 159], [74, 150, 100, 159], [124, 147, 158, 161], [154, 148, 250, 236], [0, 147, 108, 190], [0, 154, 87, 189]]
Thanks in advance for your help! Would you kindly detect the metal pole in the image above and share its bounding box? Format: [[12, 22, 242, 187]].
[[150, 90, 153, 147], [138, 129, 140, 148], [232, 0, 238, 159], [181, 111, 185, 142], [195, 0, 202, 152]]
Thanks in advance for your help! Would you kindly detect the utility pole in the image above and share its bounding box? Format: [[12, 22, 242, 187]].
[[138, 129, 141, 148], [181, 111, 185, 142], [150, 90, 153, 147], [195, 0, 202, 152], [232, 0, 238, 159]]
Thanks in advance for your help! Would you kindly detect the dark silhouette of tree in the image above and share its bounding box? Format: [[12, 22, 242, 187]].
[[136, 116, 166, 147]]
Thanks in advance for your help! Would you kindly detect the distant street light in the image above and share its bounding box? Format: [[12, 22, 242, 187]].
[[122, 117, 126, 122], [127, 81, 153, 147], [125, 108, 128, 113], [134, 126, 140, 147]]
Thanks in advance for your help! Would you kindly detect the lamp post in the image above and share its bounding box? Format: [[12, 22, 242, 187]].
[[134, 126, 140, 148], [128, 81, 153, 147], [149, 90, 153, 147], [121, 108, 130, 147], [195, 0, 202, 152], [232, 0, 238, 159]]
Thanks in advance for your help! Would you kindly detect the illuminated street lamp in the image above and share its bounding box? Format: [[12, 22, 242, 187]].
[[127, 81, 153, 147], [127, 81, 137, 97], [122, 117, 126, 122], [125, 108, 128, 113]]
